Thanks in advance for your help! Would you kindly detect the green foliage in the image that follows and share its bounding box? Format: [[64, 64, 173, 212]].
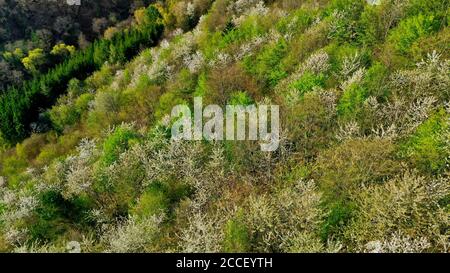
[[244, 38, 288, 89], [49, 105, 79, 132], [29, 191, 92, 242], [0, 156, 28, 187], [316, 139, 401, 200], [49, 83, 94, 132], [174, 68, 197, 94], [388, 13, 440, 56], [131, 184, 169, 219], [50, 43, 76, 57], [406, 0, 450, 18], [223, 209, 250, 253], [228, 91, 253, 106], [0, 134, 10, 153], [325, 43, 370, 75], [337, 84, 368, 120], [284, 91, 336, 157], [0, 5, 164, 143], [326, 0, 366, 44], [134, 5, 164, 29], [342, 171, 449, 251], [320, 201, 355, 242], [356, 3, 382, 46], [199, 12, 268, 61], [276, 8, 314, 35], [0, 0, 449, 253], [289, 72, 326, 97], [21, 48, 46, 73], [401, 109, 449, 174], [101, 126, 139, 166]]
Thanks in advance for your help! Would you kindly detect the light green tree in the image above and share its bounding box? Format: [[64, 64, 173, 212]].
[[21, 48, 46, 73]]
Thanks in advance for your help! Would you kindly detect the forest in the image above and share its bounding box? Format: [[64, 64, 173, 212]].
[[0, 0, 448, 253], [0, 5, 164, 142], [0, 0, 155, 92]]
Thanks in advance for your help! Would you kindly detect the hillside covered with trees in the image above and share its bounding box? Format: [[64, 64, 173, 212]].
[[0, 0, 155, 92], [0, 0, 448, 253]]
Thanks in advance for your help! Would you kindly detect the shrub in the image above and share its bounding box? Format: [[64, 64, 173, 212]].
[[282, 19, 330, 72], [401, 108, 449, 174], [276, 8, 314, 36], [320, 200, 355, 242], [178, 210, 225, 253], [0, 5, 164, 143], [326, 0, 366, 44], [223, 209, 250, 253], [243, 38, 288, 89], [387, 13, 440, 56], [315, 138, 401, 199], [361, 62, 389, 98], [35, 132, 82, 167], [49, 103, 80, 132], [15, 134, 47, 162], [289, 72, 326, 97], [343, 172, 449, 252], [228, 91, 253, 105], [100, 124, 139, 166], [131, 184, 169, 219], [337, 83, 368, 120], [29, 190, 92, 243], [356, 3, 382, 46], [284, 90, 336, 157], [243, 180, 327, 253], [154, 91, 187, 120], [410, 28, 450, 62], [204, 64, 259, 105]]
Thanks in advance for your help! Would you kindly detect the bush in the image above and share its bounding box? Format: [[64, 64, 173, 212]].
[[103, 214, 164, 253], [343, 172, 449, 252], [320, 200, 355, 242], [100, 125, 139, 166], [276, 8, 314, 36], [49, 92, 92, 132], [289, 72, 326, 97], [401, 108, 449, 174], [337, 83, 368, 120], [387, 13, 440, 56], [243, 180, 326, 252], [131, 184, 169, 219], [49, 103, 80, 132], [15, 134, 47, 162], [284, 90, 336, 157], [0, 5, 164, 143], [29, 191, 92, 243], [155, 91, 187, 120], [228, 91, 253, 106], [326, 0, 366, 44], [204, 64, 259, 105], [243, 38, 288, 89], [223, 209, 250, 253]]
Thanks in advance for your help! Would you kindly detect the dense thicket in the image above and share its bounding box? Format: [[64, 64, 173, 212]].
[[0, 0, 448, 253], [0, 0, 154, 91]]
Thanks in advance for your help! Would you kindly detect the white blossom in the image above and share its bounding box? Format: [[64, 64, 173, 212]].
[[104, 214, 164, 253]]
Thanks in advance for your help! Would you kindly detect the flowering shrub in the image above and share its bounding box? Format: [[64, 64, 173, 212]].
[[0, 0, 449, 253], [103, 214, 164, 253], [343, 172, 449, 252]]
